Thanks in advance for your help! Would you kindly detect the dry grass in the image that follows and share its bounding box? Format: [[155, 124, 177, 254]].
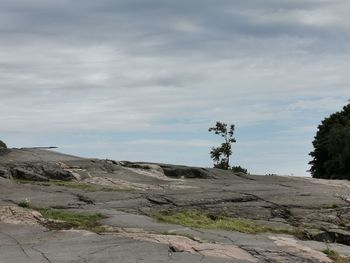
[[323, 247, 350, 263], [154, 210, 294, 235]]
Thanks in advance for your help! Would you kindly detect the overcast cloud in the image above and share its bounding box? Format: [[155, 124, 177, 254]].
[[1, 0, 349, 175]]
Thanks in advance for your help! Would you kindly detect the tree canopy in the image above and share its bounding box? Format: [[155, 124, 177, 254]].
[[0, 140, 7, 149], [208, 122, 236, 170], [309, 103, 350, 179]]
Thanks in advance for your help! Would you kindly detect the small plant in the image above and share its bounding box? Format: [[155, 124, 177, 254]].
[[323, 246, 350, 263], [18, 198, 30, 208], [323, 246, 339, 259]]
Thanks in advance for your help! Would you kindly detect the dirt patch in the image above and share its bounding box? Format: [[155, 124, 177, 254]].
[[0, 206, 43, 225]]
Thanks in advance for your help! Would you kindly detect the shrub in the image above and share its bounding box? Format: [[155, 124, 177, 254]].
[[0, 140, 7, 149], [18, 198, 30, 208], [309, 103, 350, 179], [232, 166, 248, 174]]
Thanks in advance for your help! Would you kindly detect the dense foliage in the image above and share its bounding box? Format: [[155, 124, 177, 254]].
[[0, 140, 7, 149], [309, 103, 350, 179], [232, 165, 248, 174], [208, 122, 236, 169]]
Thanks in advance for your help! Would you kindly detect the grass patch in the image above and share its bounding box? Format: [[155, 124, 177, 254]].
[[37, 208, 106, 233], [153, 210, 294, 235], [323, 247, 350, 263]]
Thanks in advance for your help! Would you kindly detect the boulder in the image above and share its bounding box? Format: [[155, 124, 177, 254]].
[[159, 165, 212, 179], [11, 167, 49, 181], [0, 166, 11, 179]]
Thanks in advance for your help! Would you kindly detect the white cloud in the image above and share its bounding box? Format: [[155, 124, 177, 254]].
[[287, 98, 347, 112], [174, 20, 203, 33], [127, 139, 216, 148]]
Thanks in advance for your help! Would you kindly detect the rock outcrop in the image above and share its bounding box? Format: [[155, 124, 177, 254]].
[[1, 148, 350, 263]]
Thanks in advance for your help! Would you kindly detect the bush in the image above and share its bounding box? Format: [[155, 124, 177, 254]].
[[231, 165, 248, 174], [309, 103, 350, 179], [0, 140, 7, 149], [18, 198, 31, 208]]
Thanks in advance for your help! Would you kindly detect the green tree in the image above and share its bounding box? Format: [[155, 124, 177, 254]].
[[309, 102, 350, 179], [0, 140, 7, 149], [208, 122, 236, 170]]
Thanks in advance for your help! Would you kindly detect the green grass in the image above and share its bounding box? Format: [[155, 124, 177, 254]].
[[37, 208, 106, 233], [323, 247, 350, 263], [153, 210, 294, 235], [15, 179, 131, 192], [17, 201, 107, 233]]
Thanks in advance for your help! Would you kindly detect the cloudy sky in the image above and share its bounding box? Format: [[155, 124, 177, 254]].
[[1, 0, 349, 176]]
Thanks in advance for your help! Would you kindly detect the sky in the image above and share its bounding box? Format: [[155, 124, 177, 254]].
[[1, 0, 349, 176]]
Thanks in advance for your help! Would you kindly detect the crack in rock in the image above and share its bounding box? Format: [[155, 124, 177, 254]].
[[269, 236, 332, 263], [31, 245, 52, 263], [78, 255, 88, 263], [119, 232, 258, 262], [0, 230, 29, 258]]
